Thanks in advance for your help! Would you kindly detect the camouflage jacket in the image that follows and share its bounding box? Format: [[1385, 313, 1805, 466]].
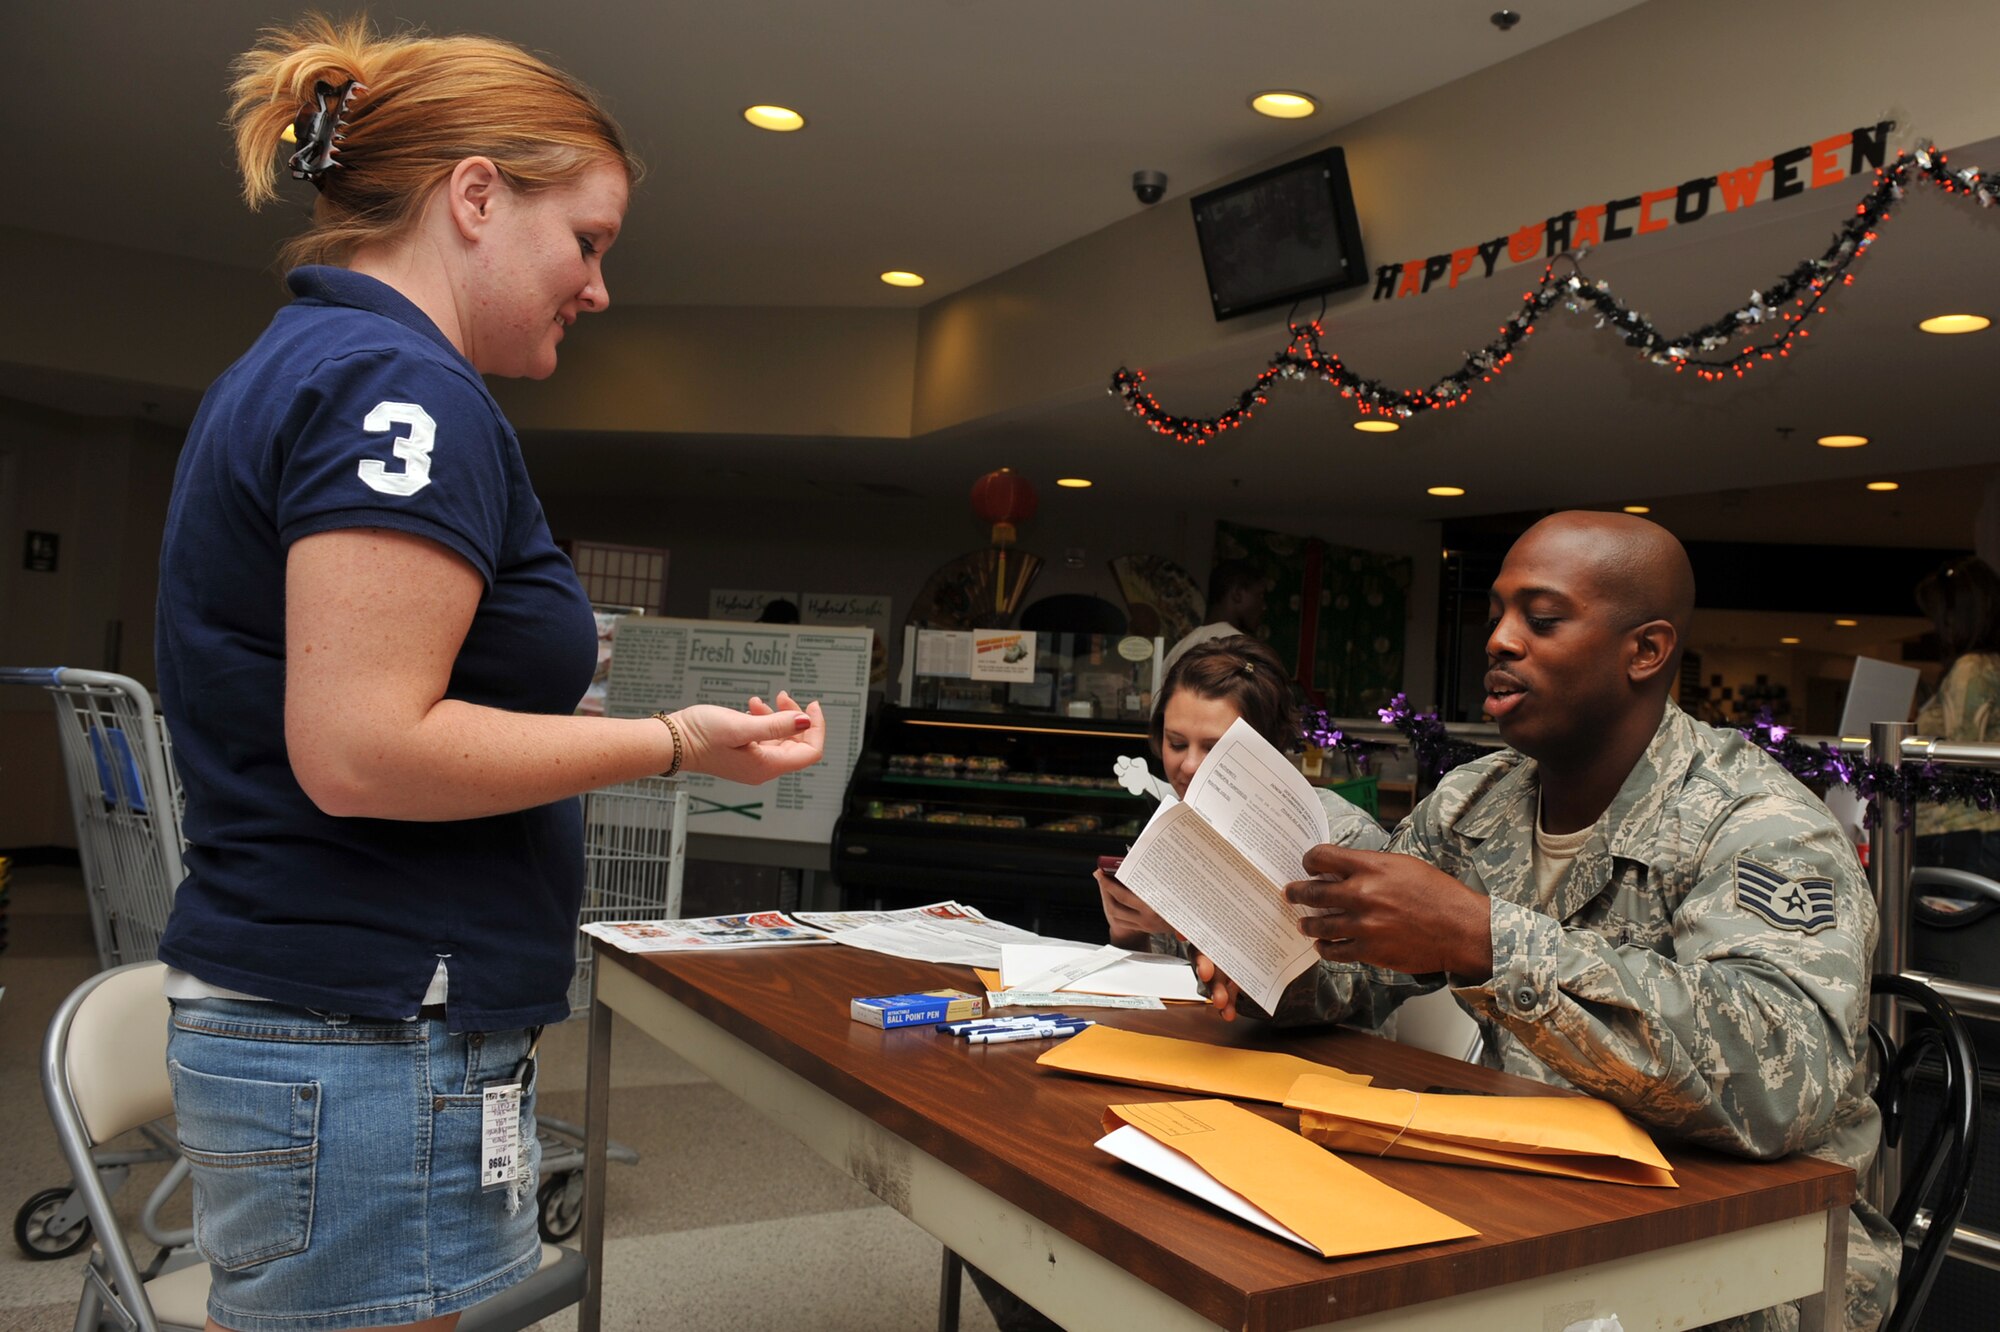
[[1267, 704, 1897, 1332]]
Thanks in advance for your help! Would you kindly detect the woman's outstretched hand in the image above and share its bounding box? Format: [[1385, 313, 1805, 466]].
[[674, 691, 826, 784]]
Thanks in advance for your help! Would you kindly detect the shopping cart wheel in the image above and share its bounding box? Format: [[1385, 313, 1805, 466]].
[[536, 1172, 583, 1242], [14, 1186, 93, 1259]]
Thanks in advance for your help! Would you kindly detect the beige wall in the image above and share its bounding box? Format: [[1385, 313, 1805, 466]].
[[0, 405, 179, 847], [539, 484, 1441, 706], [10, 0, 1999, 442], [494, 304, 919, 438], [909, 0, 2000, 434]]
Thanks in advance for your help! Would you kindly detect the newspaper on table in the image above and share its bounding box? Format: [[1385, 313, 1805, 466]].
[[792, 901, 994, 934], [582, 911, 832, 954], [584, 900, 1050, 968], [822, 901, 1054, 969], [1113, 716, 1330, 1014]]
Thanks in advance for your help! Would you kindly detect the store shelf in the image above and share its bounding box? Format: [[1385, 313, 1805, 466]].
[[879, 774, 1138, 797]]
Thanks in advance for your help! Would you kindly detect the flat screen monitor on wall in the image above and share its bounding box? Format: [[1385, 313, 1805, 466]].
[[1190, 147, 1368, 321]]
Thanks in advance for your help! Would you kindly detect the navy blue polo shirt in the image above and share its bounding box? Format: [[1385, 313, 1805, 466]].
[[156, 267, 595, 1030]]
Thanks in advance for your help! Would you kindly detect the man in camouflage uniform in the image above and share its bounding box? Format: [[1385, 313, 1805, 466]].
[[1199, 511, 1897, 1331]]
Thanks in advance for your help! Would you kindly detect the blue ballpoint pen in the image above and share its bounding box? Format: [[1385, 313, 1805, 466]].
[[968, 1022, 1092, 1044], [938, 1013, 1069, 1034]]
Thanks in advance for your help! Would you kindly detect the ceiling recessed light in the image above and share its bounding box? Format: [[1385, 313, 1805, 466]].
[[742, 105, 805, 132], [1353, 419, 1400, 433], [1816, 434, 1868, 449], [1622, 505, 1651, 514], [1055, 477, 1092, 489], [1918, 314, 1991, 334], [879, 271, 925, 288], [1834, 618, 1859, 627], [1427, 486, 1466, 498], [1865, 480, 1900, 492], [1780, 636, 1801, 645], [1250, 91, 1317, 119]]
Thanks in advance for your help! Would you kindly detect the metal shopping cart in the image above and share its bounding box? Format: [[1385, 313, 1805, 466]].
[[531, 775, 688, 1241], [2, 667, 188, 1261], [6, 667, 685, 1254], [0, 668, 184, 970]]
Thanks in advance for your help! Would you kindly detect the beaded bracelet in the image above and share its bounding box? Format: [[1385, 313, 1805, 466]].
[[651, 710, 684, 777]]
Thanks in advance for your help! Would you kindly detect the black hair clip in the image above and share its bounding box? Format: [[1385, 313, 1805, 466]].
[[289, 79, 364, 188]]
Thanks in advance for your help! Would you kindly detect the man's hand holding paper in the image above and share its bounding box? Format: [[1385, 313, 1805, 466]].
[[1284, 844, 1494, 980], [1190, 839, 1494, 1021]]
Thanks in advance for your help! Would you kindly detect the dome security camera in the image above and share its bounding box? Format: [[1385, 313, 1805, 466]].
[[1132, 170, 1168, 205], [1490, 9, 1522, 31]]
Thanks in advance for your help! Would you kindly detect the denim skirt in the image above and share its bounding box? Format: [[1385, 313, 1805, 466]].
[[166, 997, 542, 1331]]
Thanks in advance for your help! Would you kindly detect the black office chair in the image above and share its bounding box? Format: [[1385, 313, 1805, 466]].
[[1869, 972, 1983, 1332]]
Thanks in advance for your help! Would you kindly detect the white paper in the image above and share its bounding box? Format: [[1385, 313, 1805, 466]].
[[801, 593, 893, 686], [987, 990, 1166, 1011], [1114, 717, 1328, 1014], [970, 630, 1037, 682], [1008, 942, 1130, 993], [914, 629, 974, 677], [830, 910, 1049, 968], [1181, 717, 1330, 889], [1000, 943, 1204, 1002], [601, 618, 871, 844], [795, 900, 997, 934], [582, 912, 832, 954], [1095, 1126, 1315, 1252]]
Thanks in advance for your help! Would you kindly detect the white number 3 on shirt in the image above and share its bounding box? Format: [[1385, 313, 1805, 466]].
[[357, 401, 437, 496]]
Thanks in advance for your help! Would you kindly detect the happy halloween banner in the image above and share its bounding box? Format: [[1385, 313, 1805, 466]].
[[1373, 120, 1893, 301]]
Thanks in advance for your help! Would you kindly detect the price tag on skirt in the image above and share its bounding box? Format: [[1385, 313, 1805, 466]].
[[481, 1082, 523, 1190]]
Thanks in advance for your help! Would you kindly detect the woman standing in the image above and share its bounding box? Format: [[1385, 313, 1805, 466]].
[[156, 16, 824, 1331]]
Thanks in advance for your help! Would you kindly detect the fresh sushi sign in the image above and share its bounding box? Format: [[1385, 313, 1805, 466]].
[[1372, 121, 1893, 301]]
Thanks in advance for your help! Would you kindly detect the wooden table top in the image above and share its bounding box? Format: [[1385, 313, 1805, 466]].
[[597, 940, 1854, 1332]]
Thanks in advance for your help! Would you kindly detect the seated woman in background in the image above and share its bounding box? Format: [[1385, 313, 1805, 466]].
[[1914, 555, 2000, 879], [970, 635, 1391, 1332], [1098, 633, 1388, 949]]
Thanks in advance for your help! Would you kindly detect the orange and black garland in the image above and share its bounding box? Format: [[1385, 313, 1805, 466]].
[[1110, 145, 2000, 446]]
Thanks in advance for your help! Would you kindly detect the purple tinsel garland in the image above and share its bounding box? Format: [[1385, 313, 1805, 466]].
[[1318, 697, 2000, 818], [1737, 714, 2000, 823]]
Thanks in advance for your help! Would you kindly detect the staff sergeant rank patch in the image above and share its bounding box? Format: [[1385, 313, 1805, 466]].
[[1735, 858, 1838, 934]]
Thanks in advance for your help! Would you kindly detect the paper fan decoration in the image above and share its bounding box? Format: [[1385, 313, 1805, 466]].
[[1108, 554, 1204, 644], [907, 547, 1044, 630]]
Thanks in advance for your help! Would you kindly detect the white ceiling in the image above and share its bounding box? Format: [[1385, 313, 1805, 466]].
[[3, 0, 1996, 546], [0, 0, 1638, 306]]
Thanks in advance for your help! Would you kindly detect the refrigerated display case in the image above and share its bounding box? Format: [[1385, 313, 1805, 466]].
[[831, 705, 1153, 940]]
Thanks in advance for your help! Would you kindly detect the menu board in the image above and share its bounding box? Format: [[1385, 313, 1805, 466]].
[[604, 618, 871, 844]]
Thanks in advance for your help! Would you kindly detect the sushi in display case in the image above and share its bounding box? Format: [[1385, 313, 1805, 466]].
[[831, 706, 1155, 939]]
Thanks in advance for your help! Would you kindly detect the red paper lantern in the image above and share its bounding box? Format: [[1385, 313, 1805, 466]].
[[971, 467, 1038, 547]]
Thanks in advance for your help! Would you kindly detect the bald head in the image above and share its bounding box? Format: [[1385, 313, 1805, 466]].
[[1485, 512, 1695, 796], [1511, 511, 1695, 648]]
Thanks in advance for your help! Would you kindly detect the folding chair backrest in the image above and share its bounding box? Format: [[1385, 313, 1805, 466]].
[[57, 962, 173, 1146]]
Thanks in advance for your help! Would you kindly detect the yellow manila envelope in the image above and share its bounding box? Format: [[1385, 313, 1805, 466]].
[[1285, 1073, 1676, 1189], [1101, 1100, 1478, 1257], [1037, 1024, 1369, 1102]]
